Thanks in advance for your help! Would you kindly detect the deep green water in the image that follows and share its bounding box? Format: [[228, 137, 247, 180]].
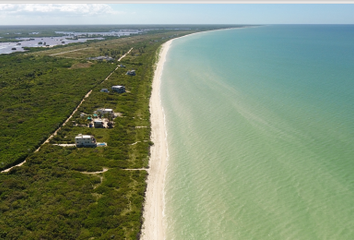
[[161, 25, 354, 239]]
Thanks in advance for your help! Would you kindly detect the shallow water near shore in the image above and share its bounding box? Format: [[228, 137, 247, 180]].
[[161, 25, 354, 239]]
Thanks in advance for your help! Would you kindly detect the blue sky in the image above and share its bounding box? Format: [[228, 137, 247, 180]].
[[0, 4, 353, 25]]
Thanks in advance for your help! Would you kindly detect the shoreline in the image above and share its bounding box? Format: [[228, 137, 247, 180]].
[[140, 27, 252, 240], [140, 39, 172, 240]]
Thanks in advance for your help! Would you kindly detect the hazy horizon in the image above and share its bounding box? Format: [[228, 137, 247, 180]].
[[0, 4, 353, 25]]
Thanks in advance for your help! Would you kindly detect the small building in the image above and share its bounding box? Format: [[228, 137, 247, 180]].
[[126, 70, 136, 76], [75, 134, 96, 147], [97, 108, 114, 116], [87, 56, 115, 61], [105, 57, 115, 61], [100, 88, 109, 93], [111, 85, 126, 93], [119, 64, 126, 68], [94, 119, 104, 128]]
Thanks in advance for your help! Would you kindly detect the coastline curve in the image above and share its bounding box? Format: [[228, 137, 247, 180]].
[[140, 39, 172, 240]]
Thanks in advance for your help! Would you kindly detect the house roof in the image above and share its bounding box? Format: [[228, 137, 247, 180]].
[[75, 134, 93, 139]]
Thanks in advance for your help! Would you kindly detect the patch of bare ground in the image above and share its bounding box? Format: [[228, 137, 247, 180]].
[[80, 167, 109, 175], [69, 62, 93, 69]]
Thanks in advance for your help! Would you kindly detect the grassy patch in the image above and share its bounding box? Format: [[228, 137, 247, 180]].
[[69, 62, 93, 69]]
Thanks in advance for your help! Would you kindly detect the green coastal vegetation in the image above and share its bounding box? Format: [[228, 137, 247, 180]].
[[0, 25, 242, 239], [0, 55, 116, 169]]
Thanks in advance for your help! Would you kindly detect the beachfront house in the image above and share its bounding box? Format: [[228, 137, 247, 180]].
[[126, 70, 136, 76], [75, 134, 97, 147], [111, 85, 126, 93]]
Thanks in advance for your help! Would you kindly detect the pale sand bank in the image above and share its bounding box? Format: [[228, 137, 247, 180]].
[[140, 39, 172, 240]]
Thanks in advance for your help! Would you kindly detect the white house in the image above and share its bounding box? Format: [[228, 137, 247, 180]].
[[126, 70, 136, 76], [111, 85, 125, 93], [75, 134, 97, 147], [96, 108, 114, 115]]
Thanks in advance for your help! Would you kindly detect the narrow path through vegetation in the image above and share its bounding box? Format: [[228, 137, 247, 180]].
[[1, 48, 133, 173], [124, 168, 149, 171], [81, 167, 109, 175], [49, 47, 92, 56]]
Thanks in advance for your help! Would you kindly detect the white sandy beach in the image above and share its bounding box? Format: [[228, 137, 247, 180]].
[[140, 28, 243, 240], [140, 39, 172, 240]]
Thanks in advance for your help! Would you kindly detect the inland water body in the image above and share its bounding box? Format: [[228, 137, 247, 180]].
[[0, 36, 103, 55], [160, 25, 354, 239]]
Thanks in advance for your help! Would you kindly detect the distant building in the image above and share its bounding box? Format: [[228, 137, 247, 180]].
[[75, 134, 96, 147], [97, 108, 114, 115], [87, 56, 115, 61], [111, 85, 126, 93], [93, 119, 104, 128], [100, 88, 109, 93], [126, 70, 136, 76]]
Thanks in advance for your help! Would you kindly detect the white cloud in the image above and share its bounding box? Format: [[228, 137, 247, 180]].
[[0, 4, 120, 17]]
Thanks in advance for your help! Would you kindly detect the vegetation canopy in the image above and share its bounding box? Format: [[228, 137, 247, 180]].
[[0, 25, 241, 239]]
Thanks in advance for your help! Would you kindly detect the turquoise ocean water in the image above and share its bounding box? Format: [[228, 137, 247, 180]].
[[160, 25, 354, 239]]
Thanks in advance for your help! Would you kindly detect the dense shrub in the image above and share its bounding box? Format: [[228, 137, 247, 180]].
[[0, 30, 189, 239]]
